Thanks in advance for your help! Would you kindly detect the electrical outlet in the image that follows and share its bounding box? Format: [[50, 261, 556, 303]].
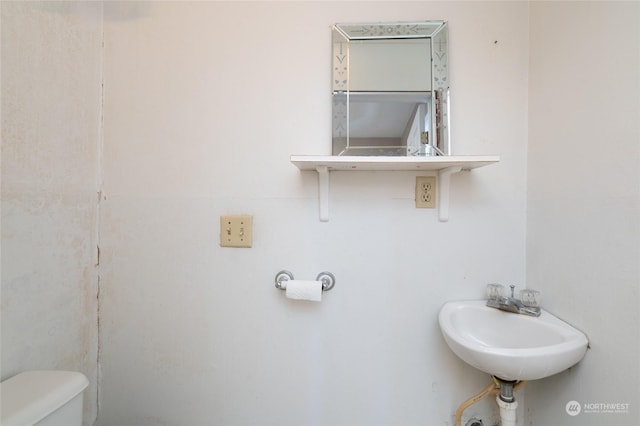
[[415, 176, 436, 208], [220, 215, 253, 248]]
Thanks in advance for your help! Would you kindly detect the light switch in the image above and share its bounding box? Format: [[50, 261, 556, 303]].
[[220, 215, 253, 248]]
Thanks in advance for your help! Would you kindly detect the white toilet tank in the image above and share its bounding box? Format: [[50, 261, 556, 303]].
[[0, 370, 89, 426]]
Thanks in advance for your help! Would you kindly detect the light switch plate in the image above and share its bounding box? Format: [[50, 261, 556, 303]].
[[220, 215, 253, 248]]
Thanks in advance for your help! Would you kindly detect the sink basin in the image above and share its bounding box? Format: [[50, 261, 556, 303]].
[[439, 300, 588, 381]]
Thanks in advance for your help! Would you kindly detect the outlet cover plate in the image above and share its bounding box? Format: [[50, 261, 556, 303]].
[[220, 215, 253, 247], [415, 176, 436, 208]]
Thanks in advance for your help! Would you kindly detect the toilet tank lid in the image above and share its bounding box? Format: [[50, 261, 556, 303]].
[[0, 370, 89, 426]]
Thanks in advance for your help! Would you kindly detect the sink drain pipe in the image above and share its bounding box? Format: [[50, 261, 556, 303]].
[[496, 397, 517, 426], [495, 378, 519, 426], [454, 377, 526, 426]]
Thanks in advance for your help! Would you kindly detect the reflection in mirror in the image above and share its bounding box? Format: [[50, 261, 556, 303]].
[[332, 21, 449, 156]]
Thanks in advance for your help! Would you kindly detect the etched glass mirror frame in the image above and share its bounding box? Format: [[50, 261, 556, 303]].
[[332, 21, 450, 156]]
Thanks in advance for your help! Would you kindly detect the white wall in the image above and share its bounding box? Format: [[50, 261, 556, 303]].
[[527, 1, 640, 425], [10, 2, 635, 426], [97, 2, 528, 425], [0, 2, 102, 424]]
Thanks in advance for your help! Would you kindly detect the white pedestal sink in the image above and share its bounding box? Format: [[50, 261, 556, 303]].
[[439, 300, 588, 381]]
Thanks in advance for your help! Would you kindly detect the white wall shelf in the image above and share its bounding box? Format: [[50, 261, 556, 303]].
[[290, 155, 500, 222]]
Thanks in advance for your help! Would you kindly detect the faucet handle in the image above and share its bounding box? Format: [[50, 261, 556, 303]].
[[486, 283, 504, 299], [510, 285, 515, 298], [520, 289, 541, 307]]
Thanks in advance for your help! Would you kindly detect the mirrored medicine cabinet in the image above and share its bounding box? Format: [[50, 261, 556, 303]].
[[332, 21, 450, 156]]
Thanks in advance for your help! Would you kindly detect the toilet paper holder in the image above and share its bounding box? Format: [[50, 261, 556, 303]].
[[275, 270, 336, 292]]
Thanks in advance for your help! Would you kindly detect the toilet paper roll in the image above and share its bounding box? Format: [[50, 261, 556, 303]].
[[285, 280, 322, 302]]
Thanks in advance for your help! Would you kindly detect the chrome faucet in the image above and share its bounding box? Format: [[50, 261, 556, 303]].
[[486, 284, 541, 317]]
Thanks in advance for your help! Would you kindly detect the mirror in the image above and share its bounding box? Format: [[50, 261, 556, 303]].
[[332, 21, 450, 156]]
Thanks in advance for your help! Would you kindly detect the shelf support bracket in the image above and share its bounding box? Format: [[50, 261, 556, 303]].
[[438, 166, 463, 222], [316, 166, 329, 222]]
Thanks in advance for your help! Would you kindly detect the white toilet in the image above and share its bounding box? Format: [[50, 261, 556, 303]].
[[0, 370, 89, 426]]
